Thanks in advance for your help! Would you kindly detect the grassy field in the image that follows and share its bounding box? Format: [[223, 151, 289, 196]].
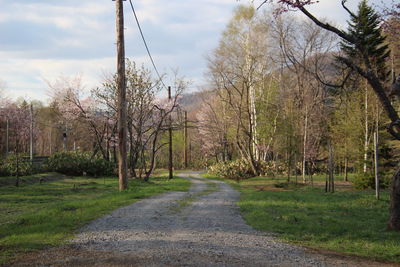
[[0, 172, 190, 265], [203, 173, 400, 263]]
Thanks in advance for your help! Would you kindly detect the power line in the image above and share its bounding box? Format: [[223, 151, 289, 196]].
[[128, 0, 168, 90]]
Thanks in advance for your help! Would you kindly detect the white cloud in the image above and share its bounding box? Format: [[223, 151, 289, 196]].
[[4, 0, 391, 101], [0, 57, 116, 102]]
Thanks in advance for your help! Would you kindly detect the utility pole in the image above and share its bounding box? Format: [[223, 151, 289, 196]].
[[168, 86, 173, 179], [6, 119, 9, 157], [184, 110, 188, 169], [115, 0, 128, 190], [30, 103, 34, 161]]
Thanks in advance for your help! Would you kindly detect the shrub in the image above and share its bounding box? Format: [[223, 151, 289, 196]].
[[208, 159, 254, 180], [353, 172, 391, 190], [0, 154, 33, 176], [47, 151, 114, 177], [0, 159, 8, 176], [85, 157, 115, 177], [258, 161, 286, 176]]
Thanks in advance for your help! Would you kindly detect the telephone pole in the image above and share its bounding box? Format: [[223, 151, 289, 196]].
[[168, 86, 173, 179], [184, 110, 188, 169], [6, 119, 9, 157], [116, 0, 128, 190], [30, 103, 34, 161]]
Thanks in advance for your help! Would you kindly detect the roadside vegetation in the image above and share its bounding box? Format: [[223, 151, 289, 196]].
[[204, 172, 400, 263], [0, 172, 190, 265]]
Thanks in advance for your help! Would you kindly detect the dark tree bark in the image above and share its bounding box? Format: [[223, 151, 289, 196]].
[[388, 167, 400, 230]]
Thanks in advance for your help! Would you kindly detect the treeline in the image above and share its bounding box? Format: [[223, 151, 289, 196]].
[[189, 3, 400, 184], [0, 61, 189, 180], [1, 2, 399, 187]]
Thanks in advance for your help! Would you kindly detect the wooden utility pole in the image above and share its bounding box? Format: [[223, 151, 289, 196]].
[[106, 123, 110, 161], [116, 0, 128, 190], [15, 138, 20, 187], [168, 86, 173, 179], [30, 103, 34, 161], [184, 110, 188, 169], [6, 119, 9, 157]]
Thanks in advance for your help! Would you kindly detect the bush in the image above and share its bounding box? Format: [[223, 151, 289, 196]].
[[353, 172, 391, 190], [258, 161, 286, 176], [208, 159, 289, 180], [208, 159, 254, 180], [0, 154, 33, 176], [47, 151, 114, 177]]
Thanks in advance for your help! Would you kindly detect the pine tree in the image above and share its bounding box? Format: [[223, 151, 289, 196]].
[[340, 0, 390, 82]]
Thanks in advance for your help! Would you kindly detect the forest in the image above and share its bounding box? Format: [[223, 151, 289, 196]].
[[1, 2, 399, 191], [1, 0, 400, 265]]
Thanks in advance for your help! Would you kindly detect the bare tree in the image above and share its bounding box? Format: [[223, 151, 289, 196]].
[[270, 16, 337, 182], [258, 0, 400, 230], [94, 61, 186, 181], [47, 76, 110, 160], [207, 5, 270, 175]]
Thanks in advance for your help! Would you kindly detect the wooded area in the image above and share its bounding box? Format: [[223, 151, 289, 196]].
[[1, 0, 400, 230]]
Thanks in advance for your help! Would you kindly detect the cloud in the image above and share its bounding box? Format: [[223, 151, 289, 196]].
[[0, 0, 239, 101], [4, 0, 390, 101]]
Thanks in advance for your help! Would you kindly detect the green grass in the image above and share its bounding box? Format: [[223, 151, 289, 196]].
[[0, 174, 190, 265], [203, 173, 400, 263], [0, 172, 63, 186]]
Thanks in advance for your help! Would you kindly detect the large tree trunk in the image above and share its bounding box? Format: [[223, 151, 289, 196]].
[[388, 167, 400, 230], [363, 83, 369, 173]]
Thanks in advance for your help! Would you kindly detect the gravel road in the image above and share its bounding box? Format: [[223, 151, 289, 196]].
[[13, 171, 396, 266]]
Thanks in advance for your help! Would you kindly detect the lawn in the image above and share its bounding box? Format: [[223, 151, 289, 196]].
[[203, 173, 400, 263], [0, 172, 190, 265]]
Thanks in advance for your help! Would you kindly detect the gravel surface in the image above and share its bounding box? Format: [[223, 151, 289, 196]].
[[12, 171, 397, 266]]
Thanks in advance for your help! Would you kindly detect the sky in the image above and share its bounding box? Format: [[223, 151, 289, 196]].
[[0, 0, 392, 102]]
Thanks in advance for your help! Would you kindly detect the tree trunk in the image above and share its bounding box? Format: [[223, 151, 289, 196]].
[[106, 124, 110, 161], [302, 106, 308, 183], [49, 128, 52, 155], [327, 141, 334, 193], [363, 83, 369, 173], [374, 130, 379, 200], [388, 167, 400, 230]]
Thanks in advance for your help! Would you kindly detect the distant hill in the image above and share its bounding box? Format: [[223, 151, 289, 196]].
[[177, 90, 211, 115]]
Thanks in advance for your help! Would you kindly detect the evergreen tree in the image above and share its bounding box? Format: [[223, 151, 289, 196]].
[[340, 0, 390, 82]]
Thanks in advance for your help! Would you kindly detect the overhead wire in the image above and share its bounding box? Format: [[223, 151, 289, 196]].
[[127, 0, 168, 90]]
